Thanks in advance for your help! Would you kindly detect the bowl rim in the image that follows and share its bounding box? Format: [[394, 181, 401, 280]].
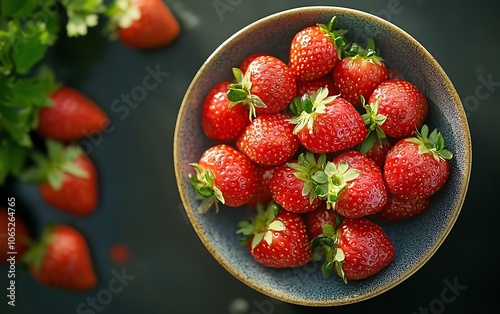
[[174, 5, 472, 306]]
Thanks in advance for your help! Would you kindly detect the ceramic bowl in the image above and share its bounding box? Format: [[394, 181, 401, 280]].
[[174, 6, 471, 306]]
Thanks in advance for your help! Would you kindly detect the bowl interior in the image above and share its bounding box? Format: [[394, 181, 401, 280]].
[[174, 6, 471, 306]]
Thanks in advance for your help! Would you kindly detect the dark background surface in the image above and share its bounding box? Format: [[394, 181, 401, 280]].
[[1, 0, 499, 313]]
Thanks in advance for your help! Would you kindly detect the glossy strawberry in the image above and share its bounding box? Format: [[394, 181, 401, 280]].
[[201, 81, 250, 142], [288, 16, 346, 81], [37, 86, 109, 142], [314, 151, 386, 218], [304, 203, 337, 239], [332, 38, 389, 107], [23, 224, 97, 290], [377, 193, 430, 222], [368, 79, 428, 139], [0, 207, 31, 263], [227, 55, 296, 118], [295, 74, 339, 98], [114, 0, 180, 49], [312, 217, 394, 282], [189, 144, 259, 212], [236, 113, 299, 166], [237, 202, 311, 268], [289, 87, 367, 154], [269, 152, 326, 214], [384, 125, 452, 199]]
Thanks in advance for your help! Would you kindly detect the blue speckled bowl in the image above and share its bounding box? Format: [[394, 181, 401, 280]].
[[174, 6, 471, 306]]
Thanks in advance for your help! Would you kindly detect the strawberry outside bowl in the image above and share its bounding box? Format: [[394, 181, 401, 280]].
[[173, 6, 472, 306]]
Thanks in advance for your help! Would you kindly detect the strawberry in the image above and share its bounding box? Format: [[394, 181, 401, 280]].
[[227, 55, 296, 118], [201, 81, 250, 142], [295, 74, 339, 97], [383, 125, 453, 199], [288, 16, 346, 81], [0, 207, 31, 263], [237, 202, 311, 268], [110, 0, 181, 49], [332, 38, 389, 107], [246, 165, 275, 208], [367, 79, 428, 139], [236, 113, 299, 166], [269, 152, 326, 214], [189, 144, 259, 212], [313, 151, 386, 218], [21, 140, 98, 215], [312, 217, 394, 283], [304, 203, 338, 239], [37, 86, 109, 142], [289, 87, 367, 154], [23, 224, 97, 290], [377, 193, 430, 222]]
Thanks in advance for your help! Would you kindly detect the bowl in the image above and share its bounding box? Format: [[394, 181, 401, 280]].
[[173, 6, 471, 306]]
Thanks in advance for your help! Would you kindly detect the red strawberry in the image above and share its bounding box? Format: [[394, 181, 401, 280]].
[[368, 79, 428, 139], [236, 113, 299, 166], [312, 217, 394, 282], [40, 153, 98, 216], [332, 38, 389, 107], [304, 203, 338, 239], [201, 81, 250, 142], [23, 224, 97, 290], [21, 140, 99, 215], [295, 74, 339, 97], [314, 151, 386, 218], [0, 207, 31, 263], [227, 55, 296, 118], [189, 144, 259, 212], [37, 86, 109, 142], [289, 87, 367, 154], [383, 125, 452, 199], [246, 165, 275, 208], [377, 193, 430, 222], [237, 202, 311, 268], [288, 16, 346, 81], [112, 0, 181, 49], [269, 152, 326, 214]]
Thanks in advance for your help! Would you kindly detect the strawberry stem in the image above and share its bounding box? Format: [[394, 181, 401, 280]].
[[236, 201, 280, 249], [289, 87, 337, 134], [227, 67, 266, 120], [287, 152, 327, 204], [310, 221, 348, 283], [188, 163, 225, 213], [312, 161, 360, 210], [406, 124, 453, 161]]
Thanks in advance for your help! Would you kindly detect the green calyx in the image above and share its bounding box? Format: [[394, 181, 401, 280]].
[[287, 151, 327, 204], [289, 87, 337, 134], [20, 139, 88, 190], [359, 98, 389, 154], [188, 163, 225, 214], [21, 223, 57, 272], [343, 37, 385, 66], [226, 67, 266, 120], [406, 124, 453, 161], [310, 219, 348, 283], [236, 201, 282, 250], [318, 16, 348, 60], [312, 160, 360, 210]]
